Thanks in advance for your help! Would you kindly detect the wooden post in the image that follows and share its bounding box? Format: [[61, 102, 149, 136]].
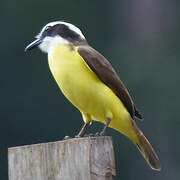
[[8, 136, 116, 180]]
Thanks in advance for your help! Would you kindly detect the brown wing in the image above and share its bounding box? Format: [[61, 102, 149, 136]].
[[78, 45, 143, 120]]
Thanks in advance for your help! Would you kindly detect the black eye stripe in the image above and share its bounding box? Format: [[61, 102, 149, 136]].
[[60, 25, 80, 39], [42, 24, 81, 42]]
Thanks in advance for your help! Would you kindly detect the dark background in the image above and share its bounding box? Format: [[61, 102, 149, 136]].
[[1, 0, 180, 179]]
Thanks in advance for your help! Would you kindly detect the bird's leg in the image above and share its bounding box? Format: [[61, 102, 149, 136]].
[[76, 122, 90, 138], [64, 122, 90, 140], [76, 113, 92, 137], [100, 118, 111, 136]]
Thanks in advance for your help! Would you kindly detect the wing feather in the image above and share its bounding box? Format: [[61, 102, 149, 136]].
[[78, 45, 143, 120]]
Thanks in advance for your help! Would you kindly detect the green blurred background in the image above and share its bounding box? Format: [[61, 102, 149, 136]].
[[1, 0, 180, 179]]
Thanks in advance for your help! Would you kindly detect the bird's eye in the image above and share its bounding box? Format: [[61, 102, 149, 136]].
[[44, 26, 51, 31]]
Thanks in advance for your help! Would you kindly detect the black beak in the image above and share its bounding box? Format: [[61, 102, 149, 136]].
[[25, 38, 43, 51]]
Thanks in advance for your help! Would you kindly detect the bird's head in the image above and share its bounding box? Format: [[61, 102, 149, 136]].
[[25, 21, 87, 53]]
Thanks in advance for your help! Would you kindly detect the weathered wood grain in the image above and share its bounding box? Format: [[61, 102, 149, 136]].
[[8, 136, 116, 180]]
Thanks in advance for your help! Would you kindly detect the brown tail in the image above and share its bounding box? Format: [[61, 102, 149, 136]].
[[132, 120, 161, 171]]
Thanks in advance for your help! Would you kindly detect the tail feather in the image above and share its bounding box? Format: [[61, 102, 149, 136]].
[[132, 120, 161, 171]]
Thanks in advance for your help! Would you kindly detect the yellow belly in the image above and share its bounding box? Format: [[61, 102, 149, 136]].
[[48, 44, 134, 139]]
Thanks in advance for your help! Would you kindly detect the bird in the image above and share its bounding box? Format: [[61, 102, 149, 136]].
[[25, 21, 161, 171]]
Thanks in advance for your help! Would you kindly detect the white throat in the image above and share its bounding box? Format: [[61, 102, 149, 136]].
[[39, 36, 69, 54]]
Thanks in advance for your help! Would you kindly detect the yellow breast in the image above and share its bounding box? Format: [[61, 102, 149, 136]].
[[48, 44, 132, 137], [48, 44, 101, 111]]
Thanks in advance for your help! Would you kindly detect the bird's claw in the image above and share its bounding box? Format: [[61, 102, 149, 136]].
[[75, 135, 82, 138], [63, 136, 71, 140], [83, 133, 95, 137], [83, 132, 105, 137]]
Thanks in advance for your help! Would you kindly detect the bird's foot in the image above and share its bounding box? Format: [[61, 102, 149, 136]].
[[63, 136, 72, 140], [83, 133, 96, 137], [83, 132, 105, 137], [75, 132, 106, 138], [95, 132, 106, 136], [75, 133, 95, 138], [75, 134, 82, 138], [99, 131, 106, 136]]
